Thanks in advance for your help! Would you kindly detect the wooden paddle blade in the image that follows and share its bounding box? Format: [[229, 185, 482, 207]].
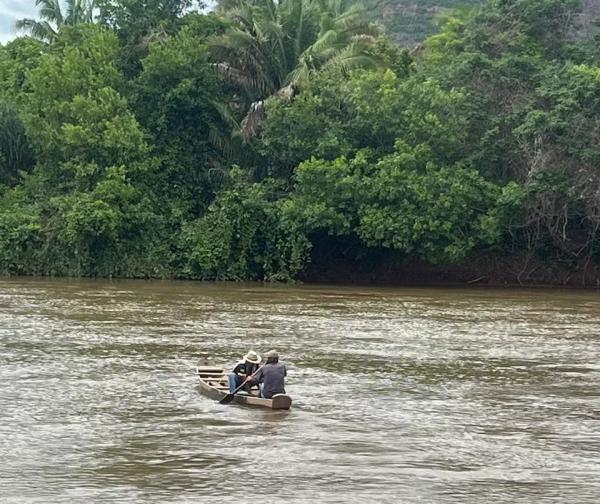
[[219, 393, 235, 404]]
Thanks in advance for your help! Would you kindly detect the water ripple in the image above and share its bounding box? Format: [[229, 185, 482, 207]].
[[1, 279, 600, 503]]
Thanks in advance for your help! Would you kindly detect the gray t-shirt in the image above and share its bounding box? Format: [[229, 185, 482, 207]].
[[255, 362, 286, 398]]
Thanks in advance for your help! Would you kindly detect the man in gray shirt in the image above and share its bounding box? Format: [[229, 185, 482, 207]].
[[251, 350, 286, 399]]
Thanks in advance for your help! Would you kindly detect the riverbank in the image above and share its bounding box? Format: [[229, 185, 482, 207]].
[[301, 250, 600, 289], [4, 254, 599, 290], [3, 241, 600, 289]]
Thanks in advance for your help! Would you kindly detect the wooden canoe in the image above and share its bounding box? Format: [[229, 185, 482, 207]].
[[196, 365, 292, 410]]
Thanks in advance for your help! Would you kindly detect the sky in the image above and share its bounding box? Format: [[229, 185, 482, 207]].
[[0, 1, 216, 44], [1, 0, 38, 43]]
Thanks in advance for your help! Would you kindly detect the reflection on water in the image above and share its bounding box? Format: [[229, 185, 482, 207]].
[[1, 278, 600, 503]]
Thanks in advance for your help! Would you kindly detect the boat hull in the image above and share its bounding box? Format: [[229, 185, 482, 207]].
[[196, 365, 292, 410]]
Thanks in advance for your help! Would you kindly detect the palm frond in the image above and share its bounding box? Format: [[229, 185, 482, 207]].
[[213, 0, 383, 139], [288, 0, 306, 59], [14, 18, 38, 32], [208, 126, 236, 163], [38, 0, 64, 26], [211, 27, 280, 95], [15, 18, 57, 42], [210, 98, 241, 131], [305, 28, 343, 56], [322, 44, 381, 73], [240, 100, 266, 140], [214, 62, 270, 97], [286, 64, 310, 87], [350, 34, 378, 43], [17, 0, 95, 41], [65, 0, 77, 21]]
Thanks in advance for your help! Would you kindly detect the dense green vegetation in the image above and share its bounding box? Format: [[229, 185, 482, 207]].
[[1, 0, 599, 282]]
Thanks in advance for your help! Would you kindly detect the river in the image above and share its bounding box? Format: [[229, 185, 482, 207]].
[[1, 278, 599, 503]]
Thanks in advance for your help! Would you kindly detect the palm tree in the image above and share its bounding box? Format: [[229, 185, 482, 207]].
[[211, 0, 381, 138], [16, 0, 97, 43]]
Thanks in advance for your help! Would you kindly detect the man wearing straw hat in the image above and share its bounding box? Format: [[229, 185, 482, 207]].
[[228, 350, 262, 393]]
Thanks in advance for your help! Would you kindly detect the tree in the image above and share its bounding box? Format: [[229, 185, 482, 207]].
[[0, 103, 35, 186], [12, 25, 165, 275], [97, 0, 200, 77], [421, 0, 587, 182], [286, 145, 502, 263], [22, 26, 131, 167], [420, 0, 600, 277], [0, 38, 46, 102], [510, 63, 600, 262], [133, 15, 233, 217], [211, 0, 382, 138], [257, 66, 465, 177], [98, 0, 196, 37], [180, 169, 310, 280], [15, 0, 97, 43]]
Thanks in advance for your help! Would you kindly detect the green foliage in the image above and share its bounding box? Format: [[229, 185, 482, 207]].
[[287, 145, 502, 263], [0, 0, 599, 281], [133, 16, 231, 215], [97, 0, 200, 77], [46, 166, 166, 276], [0, 187, 42, 274], [0, 25, 170, 277], [180, 170, 310, 280], [0, 102, 35, 185], [211, 0, 383, 138], [421, 0, 589, 180], [517, 64, 600, 165], [0, 38, 46, 102], [257, 66, 466, 176], [257, 89, 353, 175], [98, 0, 195, 36], [343, 71, 467, 162], [22, 26, 149, 176]]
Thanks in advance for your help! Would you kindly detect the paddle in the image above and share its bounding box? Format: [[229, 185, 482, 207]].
[[219, 365, 263, 404]]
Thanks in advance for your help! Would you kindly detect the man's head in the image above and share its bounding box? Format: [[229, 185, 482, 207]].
[[265, 349, 279, 363], [243, 350, 261, 364]]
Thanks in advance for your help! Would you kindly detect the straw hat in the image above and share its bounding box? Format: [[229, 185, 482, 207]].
[[243, 350, 261, 364]]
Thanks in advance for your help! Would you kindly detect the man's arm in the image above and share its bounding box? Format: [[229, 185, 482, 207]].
[[249, 367, 264, 384]]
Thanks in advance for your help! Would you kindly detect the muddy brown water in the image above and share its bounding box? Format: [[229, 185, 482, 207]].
[[1, 278, 599, 503]]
